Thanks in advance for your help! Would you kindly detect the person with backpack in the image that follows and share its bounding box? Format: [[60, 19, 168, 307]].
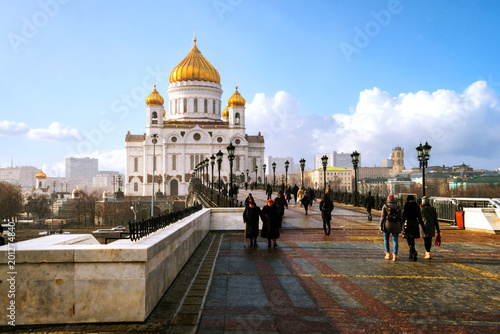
[[420, 196, 440, 259], [319, 193, 334, 235], [380, 194, 402, 261], [402, 195, 426, 261]]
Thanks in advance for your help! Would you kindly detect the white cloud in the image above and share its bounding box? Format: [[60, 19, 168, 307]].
[[0, 120, 29, 137], [27, 122, 83, 142], [88, 149, 126, 174], [245, 81, 500, 170]]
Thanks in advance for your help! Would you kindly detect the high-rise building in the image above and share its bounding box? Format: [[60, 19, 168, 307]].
[[314, 151, 360, 170], [65, 157, 98, 180]]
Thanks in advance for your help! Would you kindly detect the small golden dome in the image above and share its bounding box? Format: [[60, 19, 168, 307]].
[[163, 107, 166, 117], [222, 106, 229, 118], [36, 169, 47, 179], [146, 85, 164, 106], [228, 86, 246, 107], [169, 38, 220, 84]]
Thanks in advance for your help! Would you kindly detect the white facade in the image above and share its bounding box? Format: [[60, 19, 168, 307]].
[[125, 39, 265, 197]]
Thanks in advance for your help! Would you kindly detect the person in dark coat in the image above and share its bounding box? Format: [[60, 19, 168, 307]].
[[243, 200, 261, 247], [420, 196, 440, 259], [380, 194, 402, 261], [285, 185, 292, 204], [222, 185, 228, 197], [308, 188, 316, 206], [319, 193, 334, 235], [301, 193, 311, 215], [244, 193, 254, 207], [364, 191, 375, 221], [261, 199, 281, 247], [292, 184, 299, 203], [266, 184, 273, 200], [244, 182, 248, 191], [402, 195, 426, 261], [274, 191, 288, 220]]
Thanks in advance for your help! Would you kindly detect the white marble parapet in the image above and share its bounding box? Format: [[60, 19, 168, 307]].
[[463, 208, 500, 234], [0, 208, 218, 326]]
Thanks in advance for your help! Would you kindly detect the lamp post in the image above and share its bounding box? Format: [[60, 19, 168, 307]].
[[263, 164, 267, 188], [210, 155, 215, 189], [130, 205, 137, 221], [151, 133, 158, 217], [284, 160, 289, 188], [272, 162, 276, 191], [254, 165, 258, 187], [227, 143, 235, 197], [300, 158, 306, 188], [416, 142, 432, 197], [351, 151, 360, 206], [204, 158, 209, 186], [216, 150, 223, 194], [321, 155, 328, 190]]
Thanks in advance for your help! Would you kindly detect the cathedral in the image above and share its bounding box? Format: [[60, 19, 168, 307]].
[[125, 37, 265, 197]]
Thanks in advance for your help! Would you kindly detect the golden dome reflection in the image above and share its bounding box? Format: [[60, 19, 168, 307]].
[[169, 38, 221, 84]]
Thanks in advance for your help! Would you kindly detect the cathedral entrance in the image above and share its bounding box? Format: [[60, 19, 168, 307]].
[[170, 179, 178, 197]]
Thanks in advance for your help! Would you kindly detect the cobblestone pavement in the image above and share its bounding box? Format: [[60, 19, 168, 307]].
[[3, 190, 500, 333]]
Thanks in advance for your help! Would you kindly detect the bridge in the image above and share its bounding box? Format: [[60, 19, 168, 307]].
[[1, 189, 499, 333]]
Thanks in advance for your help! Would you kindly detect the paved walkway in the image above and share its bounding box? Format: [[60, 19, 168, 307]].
[[4, 190, 500, 333]]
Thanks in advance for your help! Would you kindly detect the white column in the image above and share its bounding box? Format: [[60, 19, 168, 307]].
[[142, 144, 147, 196]]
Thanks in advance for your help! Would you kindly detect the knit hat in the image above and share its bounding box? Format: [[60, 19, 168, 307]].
[[407, 195, 415, 201], [267, 199, 274, 204], [387, 194, 395, 201], [248, 200, 255, 205]]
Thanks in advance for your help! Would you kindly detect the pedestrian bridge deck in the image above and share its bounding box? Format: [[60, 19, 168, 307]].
[[3, 189, 500, 333]]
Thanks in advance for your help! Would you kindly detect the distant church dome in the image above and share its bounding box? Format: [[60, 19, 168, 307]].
[[228, 86, 246, 107], [36, 169, 47, 179], [169, 38, 220, 84], [222, 106, 229, 119], [146, 84, 164, 106]]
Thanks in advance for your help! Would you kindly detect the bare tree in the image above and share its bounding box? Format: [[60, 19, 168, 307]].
[[0, 182, 23, 222], [25, 193, 50, 219]]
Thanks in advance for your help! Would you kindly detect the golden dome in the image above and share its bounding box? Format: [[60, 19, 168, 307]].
[[222, 106, 229, 118], [146, 84, 164, 106], [163, 107, 166, 117], [36, 169, 47, 179], [228, 86, 246, 107], [169, 38, 220, 84]]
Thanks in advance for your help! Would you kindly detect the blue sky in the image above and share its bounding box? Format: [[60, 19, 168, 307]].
[[1, 0, 499, 175]]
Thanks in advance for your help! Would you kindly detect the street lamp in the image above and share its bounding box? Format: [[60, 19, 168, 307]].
[[272, 162, 276, 190], [321, 155, 328, 190], [227, 142, 235, 198], [351, 151, 360, 206], [300, 158, 306, 188], [254, 165, 258, 186], [216, 150, 223, 195], [284, 160, 289, 188], [151, 133, 158, 217], [263, 164, 267, 188], [130, 205, 137, 221], [416, 141, 432, 196], [210, 155, 215, 189], [204, 158, 209, 186]]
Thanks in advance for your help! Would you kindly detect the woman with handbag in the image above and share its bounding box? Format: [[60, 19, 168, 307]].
[[420, 196, 440, 259], [402, 195, 426, 261]]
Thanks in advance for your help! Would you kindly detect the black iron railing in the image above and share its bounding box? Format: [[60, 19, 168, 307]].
[[128, 204, 203, 241]]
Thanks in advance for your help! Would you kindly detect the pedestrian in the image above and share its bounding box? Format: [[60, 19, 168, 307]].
[[364, 191, 375, 221], [245, 181, 248, 191], [420, 196, 440, 259], [308, 188, 316, 206], [222, 185, 228, 197], [274, 191, 288, 220], [402, 195, 426, 261], [266, 183, 273, 200], [228, 185, 234, 198], [286, 185, 292, 204], [319, 193, 334, 235], [244, 193, 254, 207], [301, 193, 311, 215], [292, 184, 299, 204], [234, 184, 239, 200], [297, 187, 305, 205], [380, 194, 402, 261], [243, 199, 261, 247], [261, 199, 281, 247]]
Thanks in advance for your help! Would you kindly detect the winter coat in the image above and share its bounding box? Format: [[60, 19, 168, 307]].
[[286, 187, 292, 199], [319, 196, 334, 221], [402, 201, 425, 239], [297, 189, 305, 202], [364, 195, 375, 209], [261, 204, 280, 239], [380, 200, 402, 234], [243, 205, 261, 239], [421, 203, 440, 237], [274, 196, 288, 216], [266, 185, 273, 195], [301, 194, 311, 207], [308, 189, 316, 201], [244, 195, 254, 207], [292, 185, 299, 196]]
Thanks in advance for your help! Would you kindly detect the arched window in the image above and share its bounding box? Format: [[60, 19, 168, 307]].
[[190, 155, 194, 170], [253, 158, 257, 169], [134, 182, 138, 192], [172, 155, 177, 170], [236, 156, 240, 171], [134, 157, 138, 172], [183, 98, 187, 113], [213, 100, 216, 114], [195, 155, 199, 165], [153, 156, 156, 172], [204, 99, 207, 113], [152, 111, 158, 124], [218, 102, 221, 115], [194, 99, 198, 113], [235, 113, 240, 124]]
